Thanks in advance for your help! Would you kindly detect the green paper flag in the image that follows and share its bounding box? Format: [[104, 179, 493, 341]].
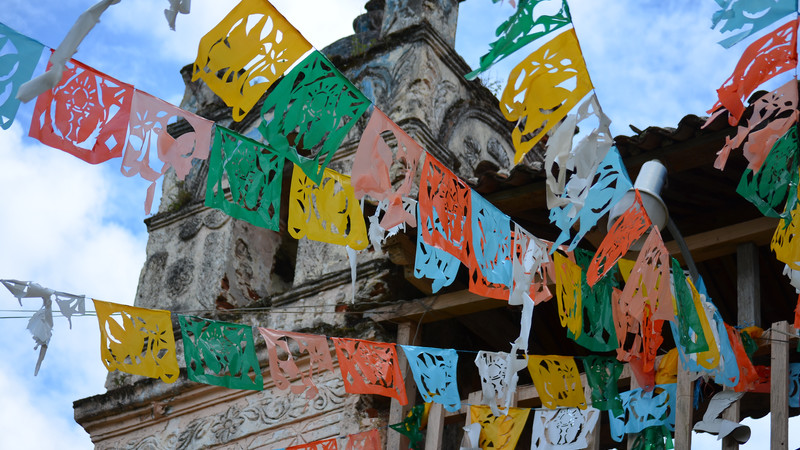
[[737, 126, 799, 219], [630, 425, 674, 450], [568, 248, 619, 352], [259, 50, 371, 185], [581, 355, 624, 416], [205, 126, 283, 231], [465, 0, 572, 80], [389, 404, 426, 449], [179, 315, 264, 391], [671, 258, 710, 355]]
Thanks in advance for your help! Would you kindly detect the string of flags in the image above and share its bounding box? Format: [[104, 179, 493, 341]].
[[2, 0, 800, 448]]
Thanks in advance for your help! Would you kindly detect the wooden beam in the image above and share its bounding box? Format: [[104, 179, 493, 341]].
[[737, 242, 761, 328], [366, 289, 506, 323], [424, 403, 445, 450], [665, 217, 777, 264], [674, 359, 694, 450], [770, 321, 791, 450], [388, 322, 420, 450]]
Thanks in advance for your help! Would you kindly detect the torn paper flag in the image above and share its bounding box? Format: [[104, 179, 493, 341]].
[[258, 328, 335, 400], [123, 90, 213, 214], [551, 146, 633, 252], [608, 383, 677, 442], [469, 405, 530, 450], [465, 0, 572, 80], [93, 299, 179, 383], [389, 403, 426, 449], [510, 224, 549, 306], [587, 189, 650, 287], [711, 0, 796, 48], [164, 0, 191, 31], [16, 0, 121, 103], [693, 390, 750, 444], [205, 126, 283, 231], [554, 251, 583, 339], [737, 125, 799, 219], [527, 355, 587, 409], [193, 0, 311, 121], [531, 407, 600, 450], [259, 50, 370, 184], [288, 166, 369, 250], [332, 337, 408, 404], [468, 191, 513, 299], [713, 80, 798, 172], [414, 204, 461, 293], [0, 23, 45, 129], [402, 345, 461, 412], [570, 248, 619, 352], [475, 351, 526, 417], [1, 280, 85, 375], [500, 28, 593, 164], [352, 108, 424, 229], [29, 57, 133, 164], [581, 355, 624, 416], [707, 18, 798, 126], [287, 438, 338, 450], [671, 259, 710, 355], [179, 316, 263, 391]]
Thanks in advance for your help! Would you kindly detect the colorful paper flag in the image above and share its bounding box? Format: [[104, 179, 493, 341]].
[[205, 126, 283, 231], [418, 156, 472, 261], [711, 0, 796, 48], [93, 299, 179, 383], [288, 166, 369, 250], [259, 50, 370, 184], [258, 328, 335, 400], [332, 337, 408, 404], [123, 90, 213, 214], [30, 57, 134, 164], [0, 23, 45, 129], [469, 405, 530, 450], [179, 315, 263, 391], [192, 0, 312, 121], [499, 28, 593, 163], [401, 345, 461, 412], [527, 355, 587, 409]]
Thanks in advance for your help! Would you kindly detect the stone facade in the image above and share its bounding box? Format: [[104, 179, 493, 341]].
[[74, 0, 523, 447]]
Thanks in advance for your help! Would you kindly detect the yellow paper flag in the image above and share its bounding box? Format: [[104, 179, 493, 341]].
[[93, 299, 179, 383], [288, 166, 369, 250], [527, 355, 587, 409], [470, 405, 530, 450], [192, 0, 312, 121], [500, 28, 593, 164], [772, 180, 800, 270], [554, 252, 582, 338]]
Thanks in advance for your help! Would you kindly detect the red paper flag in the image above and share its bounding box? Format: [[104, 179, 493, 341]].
[[418, 156, 472, 262], [345, 430, 381, 450], [287, 438, 338, 450], [587, 190, 652, 287], [332, 337, 408, 405], [707, 18, 798, 126], [30, 57, 133, 164]]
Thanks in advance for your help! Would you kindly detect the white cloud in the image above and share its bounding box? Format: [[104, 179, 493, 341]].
[[0, 122, 146, 448]]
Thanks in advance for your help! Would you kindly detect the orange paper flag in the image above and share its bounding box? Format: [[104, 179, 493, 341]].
[[332, 337, 408, 405]]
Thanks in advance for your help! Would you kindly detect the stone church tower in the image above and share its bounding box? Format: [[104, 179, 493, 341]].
[[73, 1, 521, 447]]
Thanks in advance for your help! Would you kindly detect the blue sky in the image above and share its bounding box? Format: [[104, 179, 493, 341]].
[[0, 0, 796, 448]]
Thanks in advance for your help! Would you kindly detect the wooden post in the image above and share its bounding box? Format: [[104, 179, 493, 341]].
[[737, 242, 761, 328], [770, 321, 790, 450], [424, 403, 445, 450], [388, 321, 421, 450], [674, 359, 694, 450]]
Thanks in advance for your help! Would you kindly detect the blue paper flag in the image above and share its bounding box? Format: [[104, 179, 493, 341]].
[[790, 363, 800, 408], [609, 383, 677, 442], [414, 206, 460, 292], [401, 345, 462, 412], [711, 0, 796, 48], [0, 22, 45, 130], [471, 191, 513, 286], [551, 147, 633, 251]]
